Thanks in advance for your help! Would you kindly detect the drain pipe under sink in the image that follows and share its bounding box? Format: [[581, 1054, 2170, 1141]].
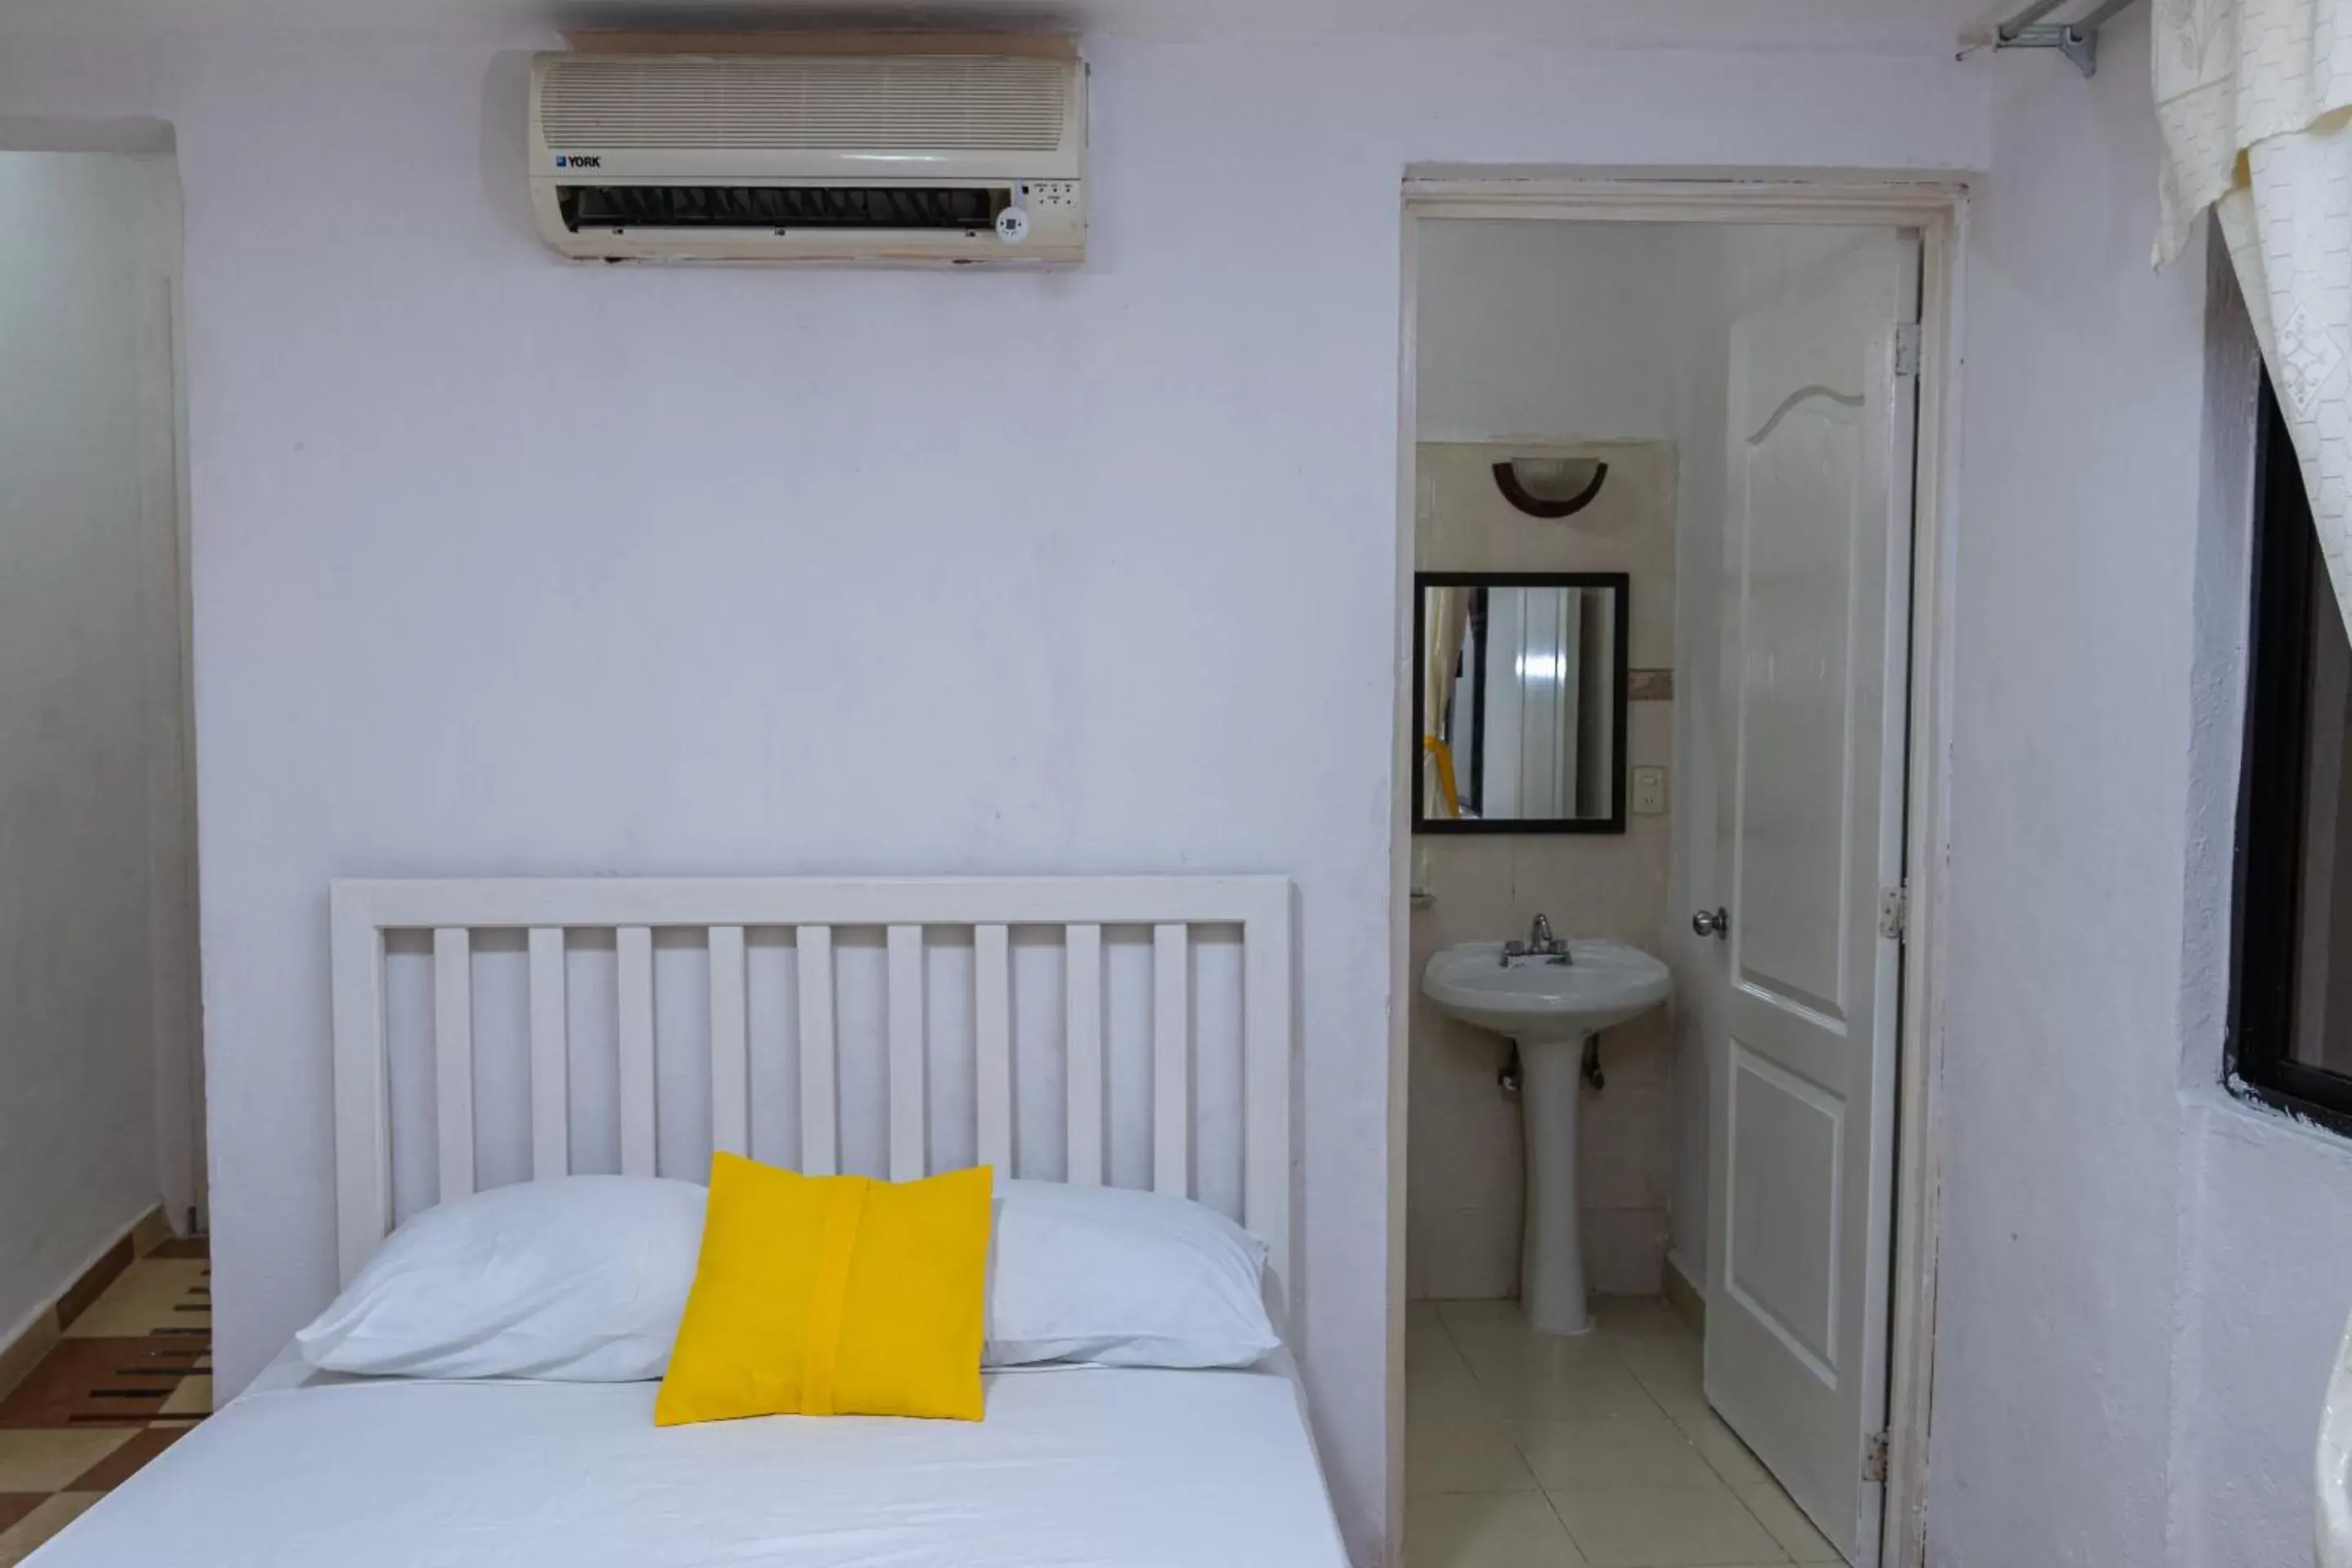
[[1499, 1037, 1605, 1098]]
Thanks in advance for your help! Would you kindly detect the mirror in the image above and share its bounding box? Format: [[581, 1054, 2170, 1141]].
[[1414, 572, 1629, 833]]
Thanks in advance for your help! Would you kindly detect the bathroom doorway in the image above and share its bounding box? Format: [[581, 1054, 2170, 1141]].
[[1391, 176, 1960, 1568]]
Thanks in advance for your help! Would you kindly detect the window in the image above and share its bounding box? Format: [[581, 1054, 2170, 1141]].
[[2233, 375, 2352, 1131]]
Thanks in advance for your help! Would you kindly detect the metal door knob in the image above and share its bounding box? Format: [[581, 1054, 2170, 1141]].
[[1692, 907, 1729, 939]]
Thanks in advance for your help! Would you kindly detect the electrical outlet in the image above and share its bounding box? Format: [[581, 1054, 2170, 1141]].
[[1632, 765, 1668, 816]]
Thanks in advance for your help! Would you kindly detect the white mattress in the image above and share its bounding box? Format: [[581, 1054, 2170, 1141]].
[[31, 1348, 1351, 1568]]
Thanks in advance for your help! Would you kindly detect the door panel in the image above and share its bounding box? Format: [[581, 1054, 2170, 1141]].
[[1726, 1042, 1842, 1374], [1735, 399, 1864, 1026], [1705, 227, 1918, 1567]]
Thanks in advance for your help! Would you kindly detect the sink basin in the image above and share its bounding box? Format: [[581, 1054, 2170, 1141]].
[[1421, 938, 1672, 1337], [1422, 940, 1672, 1041]]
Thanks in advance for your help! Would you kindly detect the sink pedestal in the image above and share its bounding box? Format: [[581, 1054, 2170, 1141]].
[[1519, 1032, 1592, 1336]]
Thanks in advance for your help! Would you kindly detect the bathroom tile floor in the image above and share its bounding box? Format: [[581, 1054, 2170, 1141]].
[[1406, 1297, 1841, 1568]]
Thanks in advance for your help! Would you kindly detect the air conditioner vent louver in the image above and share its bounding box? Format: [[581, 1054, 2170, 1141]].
[[559, 185, 1007, 230], [540, 56, 1071, 151]]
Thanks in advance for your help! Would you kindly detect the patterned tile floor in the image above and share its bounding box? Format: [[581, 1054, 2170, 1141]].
[[0, 1241, 209, 1565]]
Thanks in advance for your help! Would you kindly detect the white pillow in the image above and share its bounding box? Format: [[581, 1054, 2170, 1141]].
[[985, 1178, 1279, 1370], [297, 1171, 1278, 1381], [296, 1174, 705, 1381]]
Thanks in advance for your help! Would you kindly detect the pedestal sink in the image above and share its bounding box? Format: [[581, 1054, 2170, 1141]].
[[1422, 938, 1671, 1335]]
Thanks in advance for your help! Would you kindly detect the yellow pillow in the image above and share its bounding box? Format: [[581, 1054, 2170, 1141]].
[[654, 1154, 993, 1426]]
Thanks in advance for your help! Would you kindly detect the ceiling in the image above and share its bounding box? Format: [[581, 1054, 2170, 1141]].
[[1, 0, 2011, 53]]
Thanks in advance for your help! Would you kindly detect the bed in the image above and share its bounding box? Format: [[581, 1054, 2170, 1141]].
[[29, 876, 1346, 1568]]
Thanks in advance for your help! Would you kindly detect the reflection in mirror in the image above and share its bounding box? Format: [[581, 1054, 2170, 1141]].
[[1415, 572, 1628, 833]]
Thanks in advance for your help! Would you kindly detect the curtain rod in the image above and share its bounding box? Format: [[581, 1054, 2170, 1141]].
[[1984, 0, 2142, 76]]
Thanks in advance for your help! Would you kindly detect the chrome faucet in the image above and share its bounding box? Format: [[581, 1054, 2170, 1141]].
[[1502, 912, 1573, 965]]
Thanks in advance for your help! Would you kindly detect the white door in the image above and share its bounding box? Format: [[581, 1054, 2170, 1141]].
[[1703, 228, 1919, 1566]]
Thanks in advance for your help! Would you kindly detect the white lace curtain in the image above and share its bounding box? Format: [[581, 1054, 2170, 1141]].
[[2155, 0, 2352, 630]]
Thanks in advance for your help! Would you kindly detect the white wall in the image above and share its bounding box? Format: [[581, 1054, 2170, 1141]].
[[2171, 1106, 2352, 1566], [0, 29, 1988, 1563], [1927, 8, 2352, 1561], [1417, 220, 1704, 444], [1932, 18, 2198, 1552], [0, 149, 191, 1343]]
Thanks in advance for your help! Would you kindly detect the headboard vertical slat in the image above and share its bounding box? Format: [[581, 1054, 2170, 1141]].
[[1063, 923, 1103, 1187], [616, 926, 657, 1177], [528, 928, 570, 1180], [432, 928, 476, 1201], [708, 925, 749, 1157], [796, 926, 838, 1176], [886, 925, 926, 1181], [1242, 890, 1293, 1285], [332, 894, 391, 1287], [974, 924, 1013, 1174], [1152, 923, 1190, 1197]]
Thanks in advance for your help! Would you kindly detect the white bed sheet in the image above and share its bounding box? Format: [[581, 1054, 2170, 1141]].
[[31, 1347, 1351, 1568]]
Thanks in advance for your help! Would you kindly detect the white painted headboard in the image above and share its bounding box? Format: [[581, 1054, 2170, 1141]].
[[330, 875, 1295, 1296]]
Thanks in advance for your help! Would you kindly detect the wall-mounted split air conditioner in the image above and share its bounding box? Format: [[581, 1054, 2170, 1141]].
[[528, 51, 1087, 265]]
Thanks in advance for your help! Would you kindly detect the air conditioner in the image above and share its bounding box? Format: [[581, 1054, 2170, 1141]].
[[528, 51, 1087, 265]]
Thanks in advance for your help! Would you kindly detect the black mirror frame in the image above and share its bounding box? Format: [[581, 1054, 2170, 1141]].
[[1411, 569, 1632, 836]]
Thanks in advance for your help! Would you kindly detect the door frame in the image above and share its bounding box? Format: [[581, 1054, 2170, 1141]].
[[1388, 170, 1968, 1568]]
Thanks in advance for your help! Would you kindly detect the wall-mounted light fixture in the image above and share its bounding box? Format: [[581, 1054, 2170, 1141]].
[[1491, 457, 1608, 519]]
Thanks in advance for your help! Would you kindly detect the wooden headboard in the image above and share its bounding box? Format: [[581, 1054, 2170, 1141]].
[[329, 875, 1295, 1297]]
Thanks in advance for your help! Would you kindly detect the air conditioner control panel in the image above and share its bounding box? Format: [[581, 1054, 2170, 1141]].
[[1002, 180, 1085, 252]]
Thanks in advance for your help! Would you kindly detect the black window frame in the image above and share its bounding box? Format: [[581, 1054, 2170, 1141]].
[[2229, 374, 2352, 1134]]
